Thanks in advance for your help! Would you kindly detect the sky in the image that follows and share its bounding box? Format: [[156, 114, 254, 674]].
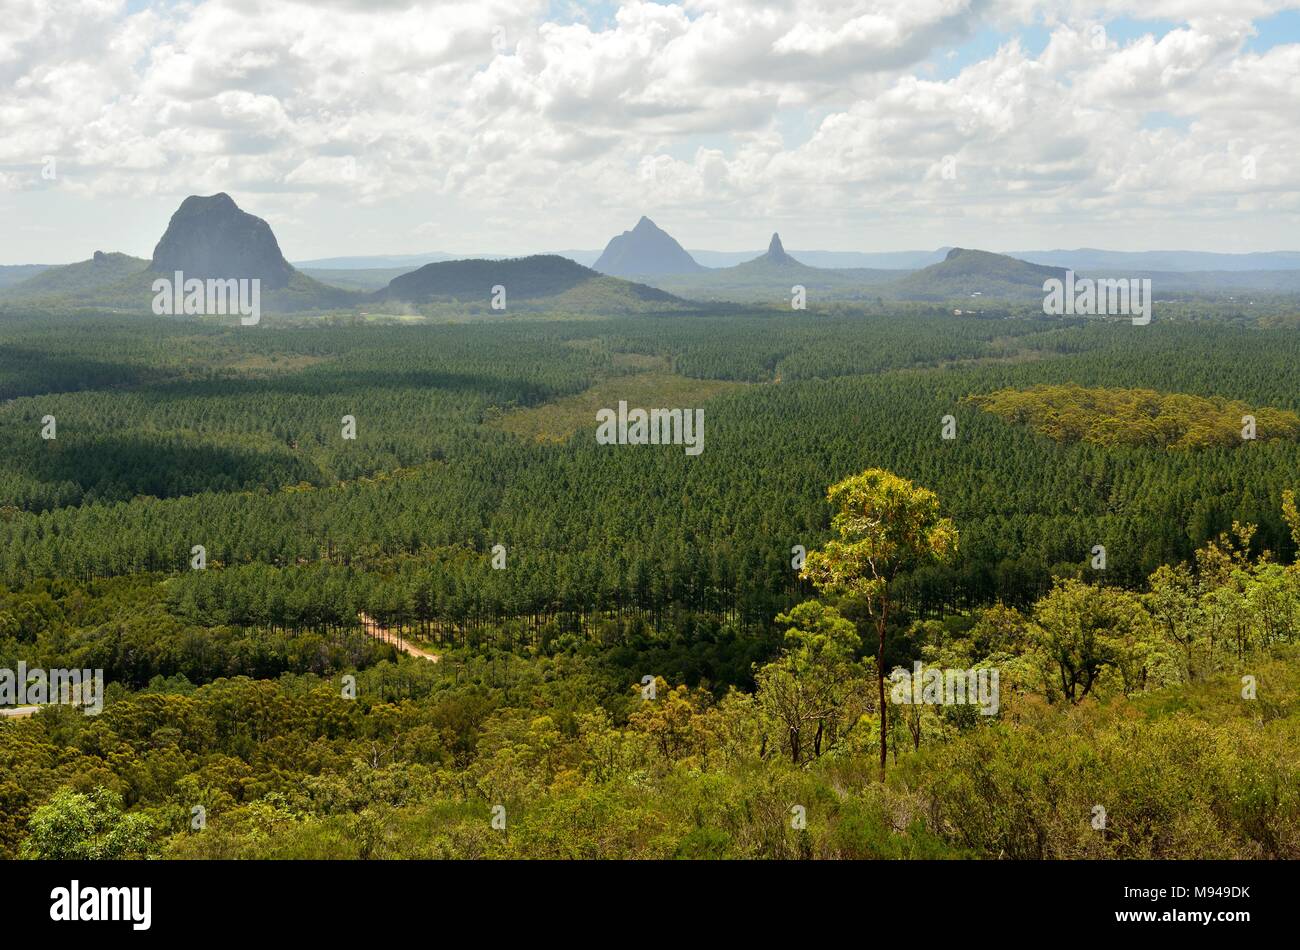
[[1, 0, 1299, 264]]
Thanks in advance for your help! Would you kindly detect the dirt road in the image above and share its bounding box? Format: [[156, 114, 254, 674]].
[[357, 613, 440, 662]]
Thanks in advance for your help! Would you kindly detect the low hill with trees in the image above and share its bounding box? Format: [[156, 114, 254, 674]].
[[376, 254, 687, 312]]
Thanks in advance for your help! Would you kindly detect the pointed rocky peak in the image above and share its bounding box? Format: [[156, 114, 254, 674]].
[[592, 216, 703, 277], [760, 232, 797, 266]]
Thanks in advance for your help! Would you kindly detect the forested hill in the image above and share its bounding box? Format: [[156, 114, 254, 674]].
[[0, 195, 357, 313], [376, 254, 688, 311], [0, 259, 356, 314], [0, 251, 149, 298], [884, 248, 1067, 300], [0, 264, 52, 289]]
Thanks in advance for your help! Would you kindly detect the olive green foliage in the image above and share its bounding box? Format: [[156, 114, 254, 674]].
[[970, 384, 1300, 449], [5, 306, 1300, 859]]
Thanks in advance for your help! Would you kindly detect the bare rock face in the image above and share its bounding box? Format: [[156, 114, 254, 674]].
[[763, 232, 795, 265], [593, 216, 703, 277], [150, 193, 294, 289]]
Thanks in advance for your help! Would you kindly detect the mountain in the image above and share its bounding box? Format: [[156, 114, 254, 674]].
[[302, 266, 424, 292], [375, 254, 686, 312], [0, 264, 53, 288], [690, 247, 1300, 272], [884, 248, 1066, 301], [689, 248, 947, 269], [151, 193, 294, 289], [1106, 270, 1300, 294], [293, 252, 455, 270], [738, 233, 799, 268], [550, 249, 602, 267], [592, 217, 703, 277], [643, 232, 905, 302], [1013, 249, 1300, 273], [538, 247, 942, 269], [0, 195, 355, 313], [294, 245, 1300, 274], [297, 251, 609, 269], [0, 252, 147, 300]]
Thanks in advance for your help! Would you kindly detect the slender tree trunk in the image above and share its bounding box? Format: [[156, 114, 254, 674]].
[[877, 608, 888, 781]]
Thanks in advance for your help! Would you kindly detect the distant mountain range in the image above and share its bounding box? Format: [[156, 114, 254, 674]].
[[6, 202, 1300, 314], [0, 199, 684, 315], [683, 246, 1300, 273], [1111, 270, 1300, 294], [646, 232, 914, 301], [620, 237, 1300, 302], [294, 252, 457, 270], [0, 264, 52, 288], [292, 244, 1300, 275], [1011, 249, 1300, 273], [299, 266, 422, 292]]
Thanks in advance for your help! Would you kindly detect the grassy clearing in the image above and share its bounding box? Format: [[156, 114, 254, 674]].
[[490, 368, 748, 442]]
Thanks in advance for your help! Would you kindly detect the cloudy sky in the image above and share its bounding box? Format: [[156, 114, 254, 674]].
[[2, 0, 1299, 263]]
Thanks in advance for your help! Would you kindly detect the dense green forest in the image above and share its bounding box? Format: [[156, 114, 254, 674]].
[[3, 304, 1300, 859]]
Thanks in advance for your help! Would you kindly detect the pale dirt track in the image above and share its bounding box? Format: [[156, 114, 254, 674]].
[[358, 613, 440, 662]]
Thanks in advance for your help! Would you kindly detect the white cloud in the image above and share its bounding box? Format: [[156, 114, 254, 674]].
[[1, 0, 1298, 259]]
